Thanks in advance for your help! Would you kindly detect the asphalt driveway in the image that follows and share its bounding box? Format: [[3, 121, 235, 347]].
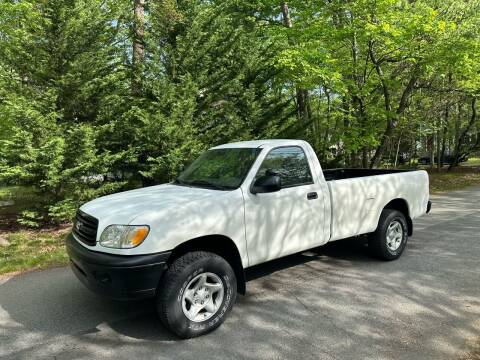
[[1, 187, 479, 359]]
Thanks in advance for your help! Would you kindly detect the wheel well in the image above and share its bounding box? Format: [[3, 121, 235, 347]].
[[384, 198, 413, 236], [168, 235, 246, 295]]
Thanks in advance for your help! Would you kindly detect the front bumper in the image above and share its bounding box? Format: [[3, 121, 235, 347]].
[[66, 233, 171, 300]]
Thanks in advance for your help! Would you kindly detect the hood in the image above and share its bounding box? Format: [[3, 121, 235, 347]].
[[80, 184, 223, 226]]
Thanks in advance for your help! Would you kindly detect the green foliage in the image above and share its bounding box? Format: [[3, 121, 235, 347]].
[[17, 210, 42, 228], [0, 0, 128, 224], [0, 0, 479, 225]]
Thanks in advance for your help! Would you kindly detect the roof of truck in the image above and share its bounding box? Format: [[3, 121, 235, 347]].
[[211, 139, 308, 149]]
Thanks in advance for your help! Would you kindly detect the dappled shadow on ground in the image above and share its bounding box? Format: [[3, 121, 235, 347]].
[[245, 236, 369, 283], [1, 189, 480, 359], [0, 267, 175, 339], [0, 241, 363, 344]]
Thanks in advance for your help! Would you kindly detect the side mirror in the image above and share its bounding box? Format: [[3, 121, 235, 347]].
[[251, 174, 282, 194]]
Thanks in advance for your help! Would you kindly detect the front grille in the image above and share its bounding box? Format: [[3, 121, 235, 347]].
[[72, 210, 99, 246]]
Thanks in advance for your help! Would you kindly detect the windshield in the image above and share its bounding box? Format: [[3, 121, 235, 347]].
[[175, 148, 261, 190]]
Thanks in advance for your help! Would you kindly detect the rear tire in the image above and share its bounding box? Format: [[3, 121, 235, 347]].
[[368, 209, 408, 260], [156, 251, 237, 338]]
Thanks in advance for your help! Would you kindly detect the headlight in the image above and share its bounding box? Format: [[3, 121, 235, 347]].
[[99, 225, 150, 249]]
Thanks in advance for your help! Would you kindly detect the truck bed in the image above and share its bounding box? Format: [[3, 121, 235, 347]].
[[323, 168, 413, 181], [324, 168, 429, 242]]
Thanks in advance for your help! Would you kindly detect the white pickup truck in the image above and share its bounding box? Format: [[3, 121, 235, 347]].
[[66, 139, 431, 338]]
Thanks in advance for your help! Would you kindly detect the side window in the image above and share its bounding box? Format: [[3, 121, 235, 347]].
[[254, 146, 313, 188]]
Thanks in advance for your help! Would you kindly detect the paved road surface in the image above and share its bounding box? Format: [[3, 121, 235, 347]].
[[1, 188, 480, 359]]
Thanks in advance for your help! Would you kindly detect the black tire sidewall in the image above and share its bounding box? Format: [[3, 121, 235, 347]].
[[380, 211, 408, 259], [161, 254, 236, 338]]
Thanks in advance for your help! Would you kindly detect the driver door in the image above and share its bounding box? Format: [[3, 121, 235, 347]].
[[244, 146, 325, 266]]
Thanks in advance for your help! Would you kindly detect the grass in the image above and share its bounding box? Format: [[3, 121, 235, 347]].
[[428, 169, 480, 193], [0, 185, 69, 276], [465, 156, 480, 167], [0, 228, 69, 275]]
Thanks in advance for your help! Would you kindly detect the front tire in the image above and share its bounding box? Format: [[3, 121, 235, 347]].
[[368, 209, 408, 260], [156, 251, 237, 338]]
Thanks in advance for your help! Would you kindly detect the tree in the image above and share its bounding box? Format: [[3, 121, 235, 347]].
[[132, 0, 145, 95], [1, 0, 479, 226], [0, 0, 127, 224]]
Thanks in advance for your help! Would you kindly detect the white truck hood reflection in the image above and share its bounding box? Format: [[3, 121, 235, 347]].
[[78, 183, 245, 257], [80, 184, 222, 227]]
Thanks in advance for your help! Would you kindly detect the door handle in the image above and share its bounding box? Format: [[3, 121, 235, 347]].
[[307, 192, 318, 200]]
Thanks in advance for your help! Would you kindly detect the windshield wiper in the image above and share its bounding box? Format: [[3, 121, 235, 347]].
[[184, 179, 230, 190]]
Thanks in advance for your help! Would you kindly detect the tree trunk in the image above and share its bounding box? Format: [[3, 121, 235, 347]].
[[280, 2, 292, 28], [356, 97, 368, 168], [362, 148, 368, 168], [394, 132, 402, 168], [449, 97, 477, 171], [280, 2, 311, 130], [408, 136, 415, 166], [436, 117, 441, 171], [368, 42, 392, 168], [429, 135, 435, 169], [132, 0, 145, 95], [440, 102, 449, 168], [296, 88, 311, 127], [342, 97, 351, 166], [321, 89, 332, 159], [368, 41, 417, 168], [440, 74, 452, 168]]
